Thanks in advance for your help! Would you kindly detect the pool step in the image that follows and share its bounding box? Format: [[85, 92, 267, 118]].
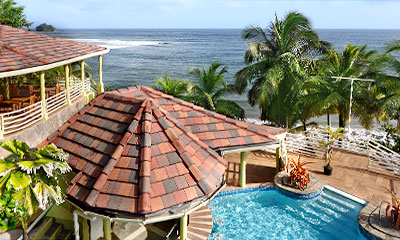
[[302, 198, 361, 238], [179, 205, 213, 240]]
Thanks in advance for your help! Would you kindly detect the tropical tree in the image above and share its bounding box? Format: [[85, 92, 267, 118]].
[[378, 41, 400, 127], [0, 140, 71, 240], [235, 11, 329, 128], [153, 75, 190, 99], [300, 44, 382, 128], [188, 62, 245, 119], [0, 0, 32, 28]]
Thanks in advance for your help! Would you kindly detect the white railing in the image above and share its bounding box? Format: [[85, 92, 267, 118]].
[[0, 78, 94, 136], [285, 129, 400, 176]]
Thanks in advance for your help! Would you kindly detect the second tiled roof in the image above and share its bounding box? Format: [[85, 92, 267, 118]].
[[0, 25, 108, 73]]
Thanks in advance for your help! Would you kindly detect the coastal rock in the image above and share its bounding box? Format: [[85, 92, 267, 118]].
[[36, 23, 56, 32]]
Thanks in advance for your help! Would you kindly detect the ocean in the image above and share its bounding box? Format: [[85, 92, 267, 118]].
[[42, 29, 400, 128]]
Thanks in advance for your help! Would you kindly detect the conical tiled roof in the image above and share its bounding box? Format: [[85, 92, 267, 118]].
[[110, 86, 285, 151], [40, 93, 226, 216]]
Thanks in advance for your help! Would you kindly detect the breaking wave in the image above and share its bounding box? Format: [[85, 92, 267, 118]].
[[69, 38, 162, 49]]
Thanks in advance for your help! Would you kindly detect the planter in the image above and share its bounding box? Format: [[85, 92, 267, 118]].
[[324, 164, 333, 175], [393, 211, 399, 229]]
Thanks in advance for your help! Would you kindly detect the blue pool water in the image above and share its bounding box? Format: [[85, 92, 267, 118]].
[[208, 188, 368, 240]]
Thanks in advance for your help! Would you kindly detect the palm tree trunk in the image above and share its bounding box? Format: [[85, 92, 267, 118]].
[[286, 117, 289, 130], [22, 217, 28, 240], [397, 108, 400, 129], [302, 120, 307, 131], [338, 113, 345, 128], [327, 113, 331, 127]]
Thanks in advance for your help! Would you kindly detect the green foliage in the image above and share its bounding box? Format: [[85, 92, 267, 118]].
[[0, 188, 28, 231], [153, 75, 189, 99], [300, 44, 385, 128], [377, 41, 400, 125], [0, 140, 71, 238], [104, 86, 114, 92], [0, 0, 32, 28], [378, 124, 400, 153], [188, 62, 245, 119], [154, 63, 245, 119], [236, 11, 328, 127], [35, 23, 55, 32], [319, 127, 344, 165]]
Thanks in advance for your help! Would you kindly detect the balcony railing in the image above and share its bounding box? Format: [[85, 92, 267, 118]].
[[0, 78, 94, 136]]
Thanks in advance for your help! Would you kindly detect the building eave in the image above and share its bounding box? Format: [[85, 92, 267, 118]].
[[0, 48, 110, 78]]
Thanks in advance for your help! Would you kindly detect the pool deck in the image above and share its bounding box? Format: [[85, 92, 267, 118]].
[[223, 149, 400, 204]]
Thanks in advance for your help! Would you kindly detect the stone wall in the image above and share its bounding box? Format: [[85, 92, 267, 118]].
[[0, 97, 86, 158]]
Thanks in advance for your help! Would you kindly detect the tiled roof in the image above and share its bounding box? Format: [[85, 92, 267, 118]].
[[110, 86, 285, 151], [40, 93, 226, 216], [0, 25, 107, 73]]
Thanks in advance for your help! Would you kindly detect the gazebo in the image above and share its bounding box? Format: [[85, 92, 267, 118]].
[[0, 25, 109, 152], [39, 91, 227, 240], [35, 86, 285, 240]]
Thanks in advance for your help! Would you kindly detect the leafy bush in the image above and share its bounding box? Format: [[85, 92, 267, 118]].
[[378, 123, 400, 153]]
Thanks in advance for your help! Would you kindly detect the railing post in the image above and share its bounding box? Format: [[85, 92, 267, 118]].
[[40, 72, 49, 120], [80, 60, 86, 97], [0, 116, 4, 140], [180, 214, 188, 240], [103, 218, 111, 240], [239, 152, 247, 187], [367, 139, 371, 170], [98, 55, 104, 94], [65, 65, 72, 106]]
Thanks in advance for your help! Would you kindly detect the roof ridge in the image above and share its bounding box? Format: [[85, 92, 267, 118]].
[[140, 86, 278, 141], [83, 98, 147, 207], [153, 106, 214, 195], [138, 99, 152, 214]]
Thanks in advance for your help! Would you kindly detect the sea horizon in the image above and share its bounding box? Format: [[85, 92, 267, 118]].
[[41, 28, 400, 129]]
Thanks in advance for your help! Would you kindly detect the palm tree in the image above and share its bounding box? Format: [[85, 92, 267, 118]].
[[153, 75, 190, 99], [0, 140, 71, 240], [235, 11, 329, 128], [379, 41, 400, 127], [189, 62, 245, 119], [353, 86, 390, 129], [300, 44, 381, 128]]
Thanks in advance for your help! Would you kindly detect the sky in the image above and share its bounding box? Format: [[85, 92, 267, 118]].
[[19, 0, 400, 29]]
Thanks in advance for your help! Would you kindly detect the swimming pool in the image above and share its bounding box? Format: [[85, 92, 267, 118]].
[[208, 187, 368, 240]]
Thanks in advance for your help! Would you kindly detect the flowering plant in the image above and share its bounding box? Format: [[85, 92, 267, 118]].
[[379, 186, 400, 230], [286, 153, 314, 190]]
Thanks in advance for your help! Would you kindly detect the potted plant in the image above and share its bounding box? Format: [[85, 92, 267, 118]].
[[0, 140, 71, 240], [286, 153, 314, 190], [379, 186, 400, 230], [319, 127, 344, 175]]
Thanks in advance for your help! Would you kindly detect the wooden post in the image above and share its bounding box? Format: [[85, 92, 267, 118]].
[[103, 218, 111, 240], [239, 152, 247, 187], [65, 65, 71, 106], [82, 218, 89, 240], [80, 61, 87, 99], [180, 214, 188, 240], [98, 55, 104, 94], [4, 77, 9, 100], [0, 116, 4, 140], [40, 72, 49, 120]]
